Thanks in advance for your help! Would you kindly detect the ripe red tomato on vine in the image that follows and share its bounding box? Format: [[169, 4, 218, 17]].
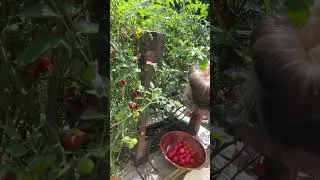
[[119, 79, 127, 87], [25, 56, 53, 78], [129, 102, 138, 110], [62, 130, 88, 150], [36, 56, 52, 73]]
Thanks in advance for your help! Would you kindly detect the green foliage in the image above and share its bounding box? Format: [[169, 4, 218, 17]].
[[110, 0, 209, 176], [0, 0, 107, 179], [18, 35, 61, 66], [285, 0, 314, 26]]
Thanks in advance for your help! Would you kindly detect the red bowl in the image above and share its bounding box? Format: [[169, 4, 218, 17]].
[[160, 131, 207, 170]]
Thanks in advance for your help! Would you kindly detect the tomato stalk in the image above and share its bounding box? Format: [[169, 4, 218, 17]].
[[110, 101, 154, 128]]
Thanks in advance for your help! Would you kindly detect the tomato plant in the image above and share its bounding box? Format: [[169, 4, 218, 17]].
[[110, 0, 209, 176], [0, 0, 107, 179]]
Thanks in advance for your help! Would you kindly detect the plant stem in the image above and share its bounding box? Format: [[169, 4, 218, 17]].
[[110, 101, 154, 128]]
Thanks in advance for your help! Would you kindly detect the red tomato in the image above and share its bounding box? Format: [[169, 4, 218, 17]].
[[179, 159, 185, 166], [189, 158, 195, 164], [62, 135, 73, 149], [190, 151, 196, 157], [186, 157, 191, 164], [173, 156, 179, 162], [145, 56, 152, 62], [167, 151, 175, 159], [182, 141, 187, 145], [129, 102, 138, 110], [36, 56, 52, 73], [111, 176, 119, 180], [120, 79, 127, 86]]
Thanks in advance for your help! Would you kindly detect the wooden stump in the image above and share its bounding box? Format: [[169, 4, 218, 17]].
[[187, 108, 202, 136], [134, 32, 166, 166]]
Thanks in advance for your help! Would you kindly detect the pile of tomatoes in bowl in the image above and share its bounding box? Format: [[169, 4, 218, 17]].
[[160, 131, 207, 170], [166, 140, 198, 167]]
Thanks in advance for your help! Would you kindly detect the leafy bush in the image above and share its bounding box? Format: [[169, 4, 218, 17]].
[[110, 0, 209, 176], [0, 1, 108, 179]]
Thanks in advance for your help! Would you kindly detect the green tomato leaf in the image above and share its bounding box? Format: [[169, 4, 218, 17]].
[[18, 35, 61, 66], [43, 154, 57, 168], [6, 141, 28, 157], [80, 107, 106, 120], [62, 4, 81, 16], [19, 5, 61, 18], [2, 126, 21, 140]]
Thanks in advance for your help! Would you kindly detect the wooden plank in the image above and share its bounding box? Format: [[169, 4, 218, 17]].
[[187, 108, 202, 135], [164, 169, 189, 180], [136, 161, 161, 180], [220, 145, 237, 159], [149, 151, 176, 179], [134, 113, 149, 166], [135, 32, 166, 166], [121, 167, 142, 180], [129, 176, 143, 180], [196, 125, 210, 148]]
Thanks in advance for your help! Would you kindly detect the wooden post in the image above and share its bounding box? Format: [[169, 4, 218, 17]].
[[187, 108, 202, 135], [134, 32, 166, 166]]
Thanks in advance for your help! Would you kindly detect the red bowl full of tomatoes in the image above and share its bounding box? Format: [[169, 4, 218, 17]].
[[160, 131, 207, 170]]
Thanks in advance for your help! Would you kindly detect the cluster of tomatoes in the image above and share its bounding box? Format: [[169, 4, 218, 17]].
[[1, 131, 93, 180], [118, 79, 141, 110], [166, 140, 198, 167]]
